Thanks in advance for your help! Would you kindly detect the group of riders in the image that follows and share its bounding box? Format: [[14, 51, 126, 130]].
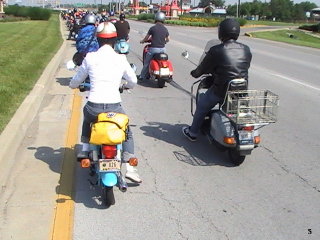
[[64, 8, 252, 184]]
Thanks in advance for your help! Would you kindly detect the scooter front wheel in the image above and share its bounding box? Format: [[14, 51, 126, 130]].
[[102, 186, 115, 207], [228, 149, 245, 166]]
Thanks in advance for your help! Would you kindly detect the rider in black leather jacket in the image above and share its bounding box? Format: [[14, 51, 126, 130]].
[[191, 39, 252, 98], [183, 18, 252, 141]]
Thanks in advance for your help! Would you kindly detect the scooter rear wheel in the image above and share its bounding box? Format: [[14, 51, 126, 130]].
[[228, 149, 245, 166], [157, 78, 166, 88], [102, 186, 115, 207]]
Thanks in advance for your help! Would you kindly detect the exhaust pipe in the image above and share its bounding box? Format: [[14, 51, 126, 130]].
[[117, 174, 128, 192]]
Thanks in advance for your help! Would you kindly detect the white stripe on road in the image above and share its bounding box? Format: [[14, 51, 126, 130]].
[[252, 65, 320, 92], [270, 73, 320, 91]]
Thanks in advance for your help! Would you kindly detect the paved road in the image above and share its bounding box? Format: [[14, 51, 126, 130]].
[[73, 21, 320, 240], [0, 19, 319, 240]]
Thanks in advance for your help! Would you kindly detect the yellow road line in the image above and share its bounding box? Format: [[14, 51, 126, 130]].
[[50, 90, 82, 240]]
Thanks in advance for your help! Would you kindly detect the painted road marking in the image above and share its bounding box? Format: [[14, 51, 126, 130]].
[[271, 73, 320, 92], [50, 90, 81, 240]]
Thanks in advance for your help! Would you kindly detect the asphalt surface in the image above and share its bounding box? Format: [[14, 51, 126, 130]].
[[0, 19, 319, 240], [73, 21, 320, 240]]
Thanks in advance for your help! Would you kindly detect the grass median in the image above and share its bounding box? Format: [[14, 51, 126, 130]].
[[0, 13, 62, 133], [250, 29, 320, 49]]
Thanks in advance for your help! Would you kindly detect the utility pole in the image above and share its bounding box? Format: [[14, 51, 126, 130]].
[[237, 0, 240, 18]]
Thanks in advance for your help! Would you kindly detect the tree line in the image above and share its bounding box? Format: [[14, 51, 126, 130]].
[[199, 0, 318, 21]]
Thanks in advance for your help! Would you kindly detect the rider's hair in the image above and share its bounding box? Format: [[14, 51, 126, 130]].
[[97, 37, 117, 48]]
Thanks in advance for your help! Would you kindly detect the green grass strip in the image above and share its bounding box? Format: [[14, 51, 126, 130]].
[[0, 14, 62, 133], [250, 30, 320, 49], [245, 20, 297, 26]]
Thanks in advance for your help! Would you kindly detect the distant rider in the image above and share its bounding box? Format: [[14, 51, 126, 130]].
[[114, 13, 130, 41], [99, 9, 109, 23], [182, 18, 252, 141], [67, 8, 80, 40], [139, 12, 169, 81], [76, 14, 99, 54], [69, 22, 142, 183]]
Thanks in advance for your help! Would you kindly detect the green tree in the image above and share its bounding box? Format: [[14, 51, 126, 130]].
[[260, 2, 272, 19], [226, 4, 237, 16], [240, 2, 251, 16], [250, 0, 262, 15], [270, 0, 294, 21], [293, 4, 306, 20], [198, 0, 225, 8], [297, 1, 317, 11]]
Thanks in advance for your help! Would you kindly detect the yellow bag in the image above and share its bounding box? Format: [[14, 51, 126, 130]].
[[89, 112, 129, 145]]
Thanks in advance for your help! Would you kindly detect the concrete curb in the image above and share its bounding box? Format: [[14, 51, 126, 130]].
[[0, 18, 67, 188]]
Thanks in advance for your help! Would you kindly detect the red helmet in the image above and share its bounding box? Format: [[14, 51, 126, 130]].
[[96, 22, 117, 39]]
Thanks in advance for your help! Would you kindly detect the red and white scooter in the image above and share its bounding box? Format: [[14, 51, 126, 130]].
[[142, 40, 173, 88]]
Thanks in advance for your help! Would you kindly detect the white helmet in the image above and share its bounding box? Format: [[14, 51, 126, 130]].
[[96, 22, 117, 39]]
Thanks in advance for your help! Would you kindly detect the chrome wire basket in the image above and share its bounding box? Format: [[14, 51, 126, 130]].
[[222, 90, 280, 125]]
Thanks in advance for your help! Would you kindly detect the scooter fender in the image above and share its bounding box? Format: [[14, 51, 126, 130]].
[[210, 111, 236, 147], [100, 172, 118, 187]]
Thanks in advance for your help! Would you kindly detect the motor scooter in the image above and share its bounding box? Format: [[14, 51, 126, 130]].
[[142, 40, 173, 88], [114, 38, 130, 55], [79, 108, 138, 207], [66, 60, 138, 207], [182, 51, 279, 165]]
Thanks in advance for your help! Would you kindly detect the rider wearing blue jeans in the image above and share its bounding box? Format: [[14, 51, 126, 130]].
[[182, 18, 252, 141], [139, 12, 169, 81], [69, 22, 141, 183]]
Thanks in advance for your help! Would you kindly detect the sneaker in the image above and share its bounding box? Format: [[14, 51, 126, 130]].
[[77, 151, 89, 161], [125, 163, 142, 183], [182, 126, 197, 142]]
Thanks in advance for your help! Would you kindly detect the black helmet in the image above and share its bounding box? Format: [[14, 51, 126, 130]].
[[119, 13, 125, 20], [218, 18, 240, 42]]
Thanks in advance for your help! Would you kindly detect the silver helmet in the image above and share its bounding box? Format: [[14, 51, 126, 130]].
[[155, 12, 166, 22], [85, 14, 96, 25]]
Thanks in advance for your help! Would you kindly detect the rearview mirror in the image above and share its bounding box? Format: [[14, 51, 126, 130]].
[[130, 63, 137, 73], [181, 51, 189, 59]]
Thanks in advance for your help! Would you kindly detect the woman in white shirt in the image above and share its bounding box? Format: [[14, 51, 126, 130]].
[[69, 22, 141, 183]]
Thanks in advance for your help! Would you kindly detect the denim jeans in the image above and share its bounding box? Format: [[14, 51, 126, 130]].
[[189, 87, 223, 136], [81, 102, 134, 158], [140, 47, 165, 79]]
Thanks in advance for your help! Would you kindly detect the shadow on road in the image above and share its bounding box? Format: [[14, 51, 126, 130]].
[[56, 77, 71, 86], [28, 145, 139, 209], [140, 122, 235, 168]]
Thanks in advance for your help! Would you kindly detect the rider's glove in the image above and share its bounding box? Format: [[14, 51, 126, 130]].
[[190, 69, 197, 78]]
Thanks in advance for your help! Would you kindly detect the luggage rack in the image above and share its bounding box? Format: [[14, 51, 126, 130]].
[[222, 90, 280, 126]]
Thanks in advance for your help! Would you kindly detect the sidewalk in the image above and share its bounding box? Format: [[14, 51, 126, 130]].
[[0, 19, 77, 240]]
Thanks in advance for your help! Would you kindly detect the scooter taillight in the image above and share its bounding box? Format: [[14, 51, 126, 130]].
[[254, 136, 261, 144], [81, 159, 91, 168], [160, 61, 168, 68], [241, 126, 254, 131], [102, 145, 117, 159]]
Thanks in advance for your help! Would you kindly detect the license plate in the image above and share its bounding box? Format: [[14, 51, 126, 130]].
[[99, 159, 121, 172], [239, 131, 253, 143], [160, 68, 170, 76]]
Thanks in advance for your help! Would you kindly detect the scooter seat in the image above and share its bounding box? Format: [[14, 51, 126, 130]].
[[153, 53, 168, 61]]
